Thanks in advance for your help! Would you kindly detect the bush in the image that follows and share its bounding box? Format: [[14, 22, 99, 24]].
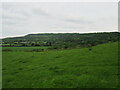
[[31, 49, 44, 52]]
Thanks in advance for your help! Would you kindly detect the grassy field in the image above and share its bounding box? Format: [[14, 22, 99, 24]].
[[2, 42, 118, 88]]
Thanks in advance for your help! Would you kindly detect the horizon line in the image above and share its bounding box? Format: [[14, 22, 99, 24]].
[[1, 31, 119, 39]]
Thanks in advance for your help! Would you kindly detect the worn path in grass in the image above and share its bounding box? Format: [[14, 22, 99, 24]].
[[2, 42, 118, 88]]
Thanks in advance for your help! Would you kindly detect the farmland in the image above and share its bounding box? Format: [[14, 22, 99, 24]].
[[2, 42, 118, 88]]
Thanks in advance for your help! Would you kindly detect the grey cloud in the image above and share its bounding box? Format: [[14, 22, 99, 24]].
[[2, 15, 27, 21], [64, 19, 94, 24], [2, 15, 28, 25], [2, 4, 30, 18], [2, 2, 117, 38], [2, 6, 29, 25], [32, 8, 50, 16], [52, 26, 85, 29]]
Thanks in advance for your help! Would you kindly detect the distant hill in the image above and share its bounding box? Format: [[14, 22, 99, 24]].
[[1, 32, 119, 48]]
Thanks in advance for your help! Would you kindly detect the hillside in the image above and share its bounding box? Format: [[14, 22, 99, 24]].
[[2, 32, 119, 48], [2, 42, 118, 88]]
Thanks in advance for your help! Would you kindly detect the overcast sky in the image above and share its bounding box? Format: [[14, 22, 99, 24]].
[[1, 2, 118, 38]]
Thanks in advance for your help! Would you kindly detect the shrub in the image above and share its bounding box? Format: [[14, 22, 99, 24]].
[[31, 49, 44, 52]]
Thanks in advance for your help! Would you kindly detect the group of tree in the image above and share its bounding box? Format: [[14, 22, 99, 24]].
[[1, 32, 119, 50]]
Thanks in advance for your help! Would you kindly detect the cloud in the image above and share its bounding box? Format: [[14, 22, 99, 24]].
[[2, 8, 27, 25], [32, 8, 50, 16], [64, 18, 94, 24], [2, 2, 118, 38]]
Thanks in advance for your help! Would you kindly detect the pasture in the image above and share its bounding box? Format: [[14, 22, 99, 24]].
[[2, 42, 118, 88]]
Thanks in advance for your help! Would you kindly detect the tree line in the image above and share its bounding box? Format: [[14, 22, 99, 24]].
[[1, 32, 119, 49]]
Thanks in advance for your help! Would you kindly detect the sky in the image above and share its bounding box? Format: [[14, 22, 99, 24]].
[[1, 2, 118, 38]]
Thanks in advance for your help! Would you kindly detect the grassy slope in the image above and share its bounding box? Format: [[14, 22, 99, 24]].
[[2, 42, 118, 88]]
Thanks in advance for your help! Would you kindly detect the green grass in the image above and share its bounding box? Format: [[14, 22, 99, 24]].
[[2, 42, 118, 88]]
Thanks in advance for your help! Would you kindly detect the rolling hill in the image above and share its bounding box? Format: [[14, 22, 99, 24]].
[[2, 42, 118, 88]]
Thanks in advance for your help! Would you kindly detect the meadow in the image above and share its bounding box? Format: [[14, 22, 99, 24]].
[[2, 42, 118, 88]]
